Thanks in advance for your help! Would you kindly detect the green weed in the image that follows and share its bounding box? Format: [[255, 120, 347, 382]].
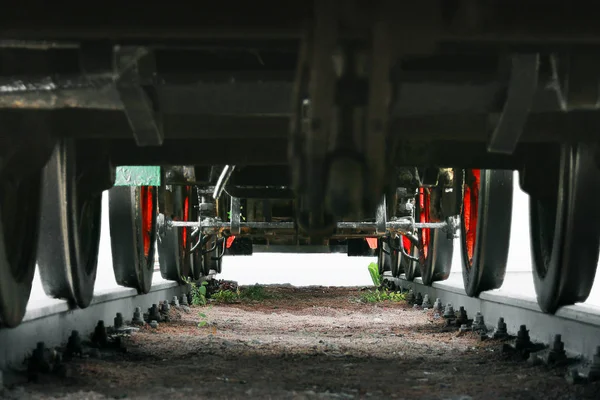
[[182, 277, 208, 306], [211, 289, 241, 303], [359, 288, 405, 303], [197, 311, 208, 327], [197, 305, 212, 328], [368, 262, 381, 286], [239, 284, 271, 301]]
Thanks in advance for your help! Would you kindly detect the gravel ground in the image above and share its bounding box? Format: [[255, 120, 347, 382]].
[[3, 286, 600, 400]]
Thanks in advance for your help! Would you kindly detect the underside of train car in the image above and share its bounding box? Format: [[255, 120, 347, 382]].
[[1, 0, 600, 328]]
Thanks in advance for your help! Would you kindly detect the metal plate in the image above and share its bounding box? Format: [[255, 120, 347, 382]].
[[114, 166, 161, 186]]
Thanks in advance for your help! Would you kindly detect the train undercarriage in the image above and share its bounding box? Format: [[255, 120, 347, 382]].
[[1, 0, 600, 328]]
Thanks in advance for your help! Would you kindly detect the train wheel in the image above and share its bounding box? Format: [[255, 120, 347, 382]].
[[203, 236, 223, 275], [530, 144, 600, 313], [390, 237, 403, 278], [460, 169, 513, 296], [157, 185, 192, 282], [416, 187, 453, 286], [0, 169, 41, 327], [376, 238, 393, 275], [189, 188, 203, 281], [37, 140, 102, 308], [403, 236, 420, 281], [109, 186, 157, 294]]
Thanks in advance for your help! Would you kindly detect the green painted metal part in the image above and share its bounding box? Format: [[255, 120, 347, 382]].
[[114, 166, 161, 186]]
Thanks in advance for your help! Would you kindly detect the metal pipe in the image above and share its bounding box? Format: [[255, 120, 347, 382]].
[[212, 165, 235, 200], [0, 74, 122, 110], [168, 219, 448, 231]]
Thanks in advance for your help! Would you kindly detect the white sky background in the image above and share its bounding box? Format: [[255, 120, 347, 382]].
[[28, 171, 600, 308]]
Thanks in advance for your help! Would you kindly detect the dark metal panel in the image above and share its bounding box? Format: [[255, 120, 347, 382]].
[[107, 138, 290, 166], [251, 245, 348, 254], [157, 82, 293, 115]]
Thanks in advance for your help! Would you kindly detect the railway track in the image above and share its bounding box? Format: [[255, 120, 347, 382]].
[[1, 267, 599, 377], [389, 273, 600, 362], [0, 272, 187, 371]]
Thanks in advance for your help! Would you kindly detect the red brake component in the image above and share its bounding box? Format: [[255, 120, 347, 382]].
[[366, 237, 378, 249], [226, 236, 236, 249]]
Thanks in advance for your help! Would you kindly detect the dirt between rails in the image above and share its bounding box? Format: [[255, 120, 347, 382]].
[[3, 286, 600, 400]]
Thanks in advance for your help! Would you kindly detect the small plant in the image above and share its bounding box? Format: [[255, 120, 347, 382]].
[[211, 289, 240, 303], [359, 288, 405, 303], [197, 311, 208, 327], [197, 305, 212, 328], [182, 277, 209, 306], [368, 262, 381, 286], [240, 284, 270, 301]]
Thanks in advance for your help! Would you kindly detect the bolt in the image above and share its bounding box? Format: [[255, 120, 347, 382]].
[[171, 296, 180, 306], [93, 321, 108, 346], [472, 312, 486, 332], [66, 330, 82, 357], [443, 303, 455, 319], [593, 345, 600, 365], [149, 320, 159, 329], [132, 307, 144, 325], [493, 317, 508, 339], [180, 294, 189, 306], [415, 292, 423, 306], [148, 304, 162, 322], [114, 312, 124, 329], [28, 342, 51, 374], [566, 368, 586, 385], [547, 334, 567, 364], [421, 294, 432, 309], [456, 306, 468, 324], [433, 298, 443, 313], [515, 325, 532, 350], [589, 346, 600, 381]]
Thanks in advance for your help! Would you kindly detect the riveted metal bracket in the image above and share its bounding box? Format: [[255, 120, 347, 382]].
[[230, 197, 241, 235], [487, 54, 539, 155], [115, 46, 164, 147]]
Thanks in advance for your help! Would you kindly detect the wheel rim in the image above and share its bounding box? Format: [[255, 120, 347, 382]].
[[0, 173, 39, 327], [140, 186, 154, 260], [109, 185, 156, 294], [418, 188, 430, 260], [78, 195, 100, 276], [1, 178, 31, 279], [37, 140, 101, 308], [181, 186, 190, 251], [530, 144, 600, 313], [462, 169, 480, 269], [402, 235, 411, 256]]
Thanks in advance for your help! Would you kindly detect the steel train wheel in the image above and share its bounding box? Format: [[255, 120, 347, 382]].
[[0, 169, 41, 327], [203, 236, 223, 275], [401, 235, 420, 280], [415, 187, 453, 286], [157, 185, 192, 282], [389, 237, 403, 278], [460, 169, 513, 297], [37, 140, 102, 308], [109, 186, 158, 294], [377, 238, 393, 275], [530, 144, 600, 313], [189, 187, 203, 281]]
